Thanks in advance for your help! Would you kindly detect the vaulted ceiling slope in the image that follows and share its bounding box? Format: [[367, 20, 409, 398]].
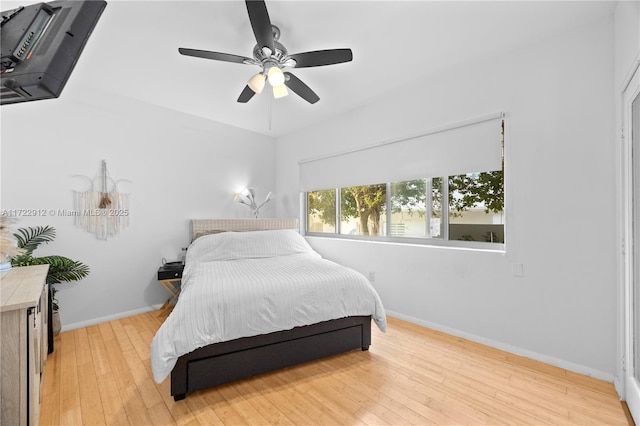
[[4, 1, 616, 137]]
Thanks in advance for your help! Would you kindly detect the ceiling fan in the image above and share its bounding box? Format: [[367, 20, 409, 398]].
[[178, 0, 353, 104]]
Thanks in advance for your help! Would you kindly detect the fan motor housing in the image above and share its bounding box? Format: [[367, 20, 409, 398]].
[[253, 40, 288, 64]]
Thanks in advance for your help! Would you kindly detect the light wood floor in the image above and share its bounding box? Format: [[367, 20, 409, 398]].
[[40, 311, 631, 425]]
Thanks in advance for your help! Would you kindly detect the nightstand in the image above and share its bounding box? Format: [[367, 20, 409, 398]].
[[157, 263, 184, 311]]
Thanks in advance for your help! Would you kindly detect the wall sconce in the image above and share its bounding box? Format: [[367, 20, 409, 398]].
[[234, 187, 273, 218]]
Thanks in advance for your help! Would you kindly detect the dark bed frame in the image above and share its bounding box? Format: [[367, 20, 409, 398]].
[[171, 315, 372, 401], [170, 219, 373, 401]]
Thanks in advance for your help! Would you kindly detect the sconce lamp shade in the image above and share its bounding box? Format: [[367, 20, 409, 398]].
[[233, 189, 252, 206], [234, 187, 274, 218]]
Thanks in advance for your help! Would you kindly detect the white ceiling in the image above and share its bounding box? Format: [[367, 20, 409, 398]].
[[4, 1, 617, 137]]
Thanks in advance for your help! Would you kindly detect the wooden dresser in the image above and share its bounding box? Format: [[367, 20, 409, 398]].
[[1, 265, 49, 426]]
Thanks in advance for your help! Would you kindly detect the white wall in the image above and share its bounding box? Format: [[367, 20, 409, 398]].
[[275, 16, 617, 379], [1, 88, 276, 329]]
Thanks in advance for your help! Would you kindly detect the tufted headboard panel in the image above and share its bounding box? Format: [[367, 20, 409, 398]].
[[191, 218, 300, 241]]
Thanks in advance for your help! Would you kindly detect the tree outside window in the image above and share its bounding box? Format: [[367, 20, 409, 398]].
[[307, 189, 336, 233], [340, 184, 386, 236], [448, 170, 504, 243], [305, 169, 503, 244]]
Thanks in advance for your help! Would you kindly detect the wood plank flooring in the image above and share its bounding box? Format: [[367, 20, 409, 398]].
[[40, 312, 631, 425]]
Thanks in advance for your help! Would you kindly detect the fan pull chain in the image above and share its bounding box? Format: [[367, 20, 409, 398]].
[[268, 92, 273, 131]]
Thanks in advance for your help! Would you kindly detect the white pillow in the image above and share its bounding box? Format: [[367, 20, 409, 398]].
[[187, 229, 316, 262]]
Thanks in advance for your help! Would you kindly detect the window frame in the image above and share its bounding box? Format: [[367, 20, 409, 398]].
[[303, 175, 505, 252]]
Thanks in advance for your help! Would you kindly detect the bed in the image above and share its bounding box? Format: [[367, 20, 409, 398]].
[[150, 218, 386, 401]]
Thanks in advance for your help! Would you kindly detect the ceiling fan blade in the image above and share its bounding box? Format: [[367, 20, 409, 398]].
[[237, 85, 256, 103], [289, 49, 353, 68], [245, 0, 274, 53], [284, 72, 320, 104], [179, 48, 252, 64]]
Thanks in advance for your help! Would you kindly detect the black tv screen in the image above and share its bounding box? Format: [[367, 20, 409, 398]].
[[0, 0, 106, 105]]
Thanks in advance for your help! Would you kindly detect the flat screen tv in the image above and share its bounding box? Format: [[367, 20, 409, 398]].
[[0, 0, 106, 105]]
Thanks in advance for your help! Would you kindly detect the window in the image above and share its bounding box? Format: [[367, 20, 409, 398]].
[[390, 179, 426, 238], [305, 169, 504, 247], [449, 171, 504, 243], [340, 184, 387, 236], [307, 189, 336, 233], [299, 114, 505, 248], [430, 177, 444, 239]]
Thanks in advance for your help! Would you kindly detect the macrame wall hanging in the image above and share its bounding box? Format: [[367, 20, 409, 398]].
[[73, 160, 132, 240]]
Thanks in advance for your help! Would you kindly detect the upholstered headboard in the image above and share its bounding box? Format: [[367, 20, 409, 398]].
[[191, 218, 300, 241]]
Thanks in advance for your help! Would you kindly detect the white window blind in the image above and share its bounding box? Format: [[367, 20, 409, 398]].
[[299, 113, 504, 191]]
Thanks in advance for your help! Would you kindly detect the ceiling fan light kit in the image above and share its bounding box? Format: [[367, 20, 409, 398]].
[[272, 84, 288, 99], [179, 0, 353, 104], [247, 73, 266, 94], [267, 66, 285, 86]]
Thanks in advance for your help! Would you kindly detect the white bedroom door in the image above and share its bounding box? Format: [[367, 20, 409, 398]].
[[624, 63, 640, 422]]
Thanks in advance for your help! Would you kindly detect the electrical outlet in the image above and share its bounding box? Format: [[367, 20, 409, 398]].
[[512, 263, 524, 277], [368, 272, 375, 282]]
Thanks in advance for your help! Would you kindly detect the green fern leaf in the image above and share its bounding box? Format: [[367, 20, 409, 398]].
[[34, 256, 90, 285], [13, 226, 56, 254]]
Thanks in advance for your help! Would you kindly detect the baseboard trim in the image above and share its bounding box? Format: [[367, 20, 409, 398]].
[[622, 400, 636, 425], [385, 309, 615, 383], [63, 306, 614, 383], [62, 304, 163, 332]]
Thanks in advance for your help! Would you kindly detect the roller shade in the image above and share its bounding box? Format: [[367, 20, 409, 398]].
[[299, 114, 503, 191]]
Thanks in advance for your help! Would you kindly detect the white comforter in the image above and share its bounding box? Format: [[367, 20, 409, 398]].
[[150, 229, 386, 383]]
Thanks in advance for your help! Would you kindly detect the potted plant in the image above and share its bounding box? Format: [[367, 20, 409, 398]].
[[10, 225, 90, 336]]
